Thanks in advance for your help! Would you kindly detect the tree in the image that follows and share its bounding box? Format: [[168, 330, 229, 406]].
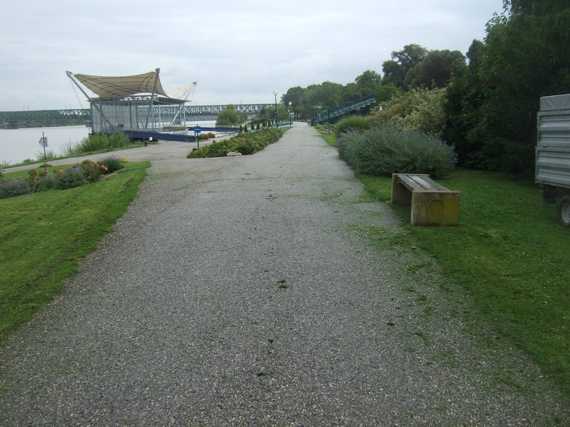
[[505, 0, 569, 15], [382, 44, 428, 89], [444, 40, 487, 166], [406, 50, 466, 89], [257, 105, 289, 122], [282, 87, 306, 116], [216, 105, 247, 126], [355, 70, 383, 93], [444, 3, 570, 173]]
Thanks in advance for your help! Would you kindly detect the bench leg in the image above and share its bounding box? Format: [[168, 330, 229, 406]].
[[411, 192, 460, 226], [391, 175, 412, 206]]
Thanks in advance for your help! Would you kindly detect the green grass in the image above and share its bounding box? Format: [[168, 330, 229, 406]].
[[0, 161, 149, 341], [315, 125, 337, 146], [2, 140, 145, 170], [360, 169, 570, 394], [314, 126, 570, 394]]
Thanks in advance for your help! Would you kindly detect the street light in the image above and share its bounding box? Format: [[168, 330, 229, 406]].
[[288, 101, 293, 127], [273, 91, 278, 127]]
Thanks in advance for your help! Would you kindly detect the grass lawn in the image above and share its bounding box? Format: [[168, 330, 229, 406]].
[[362, 170, 570, 394], [2, 142, 146, 170], [316, 127, 570, 394], [0, 162, 149, 341]]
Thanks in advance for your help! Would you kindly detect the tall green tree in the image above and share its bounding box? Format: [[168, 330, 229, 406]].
[[406, 50, 466, 89], [444, 40, 486, 166], [216, 105, 247, 126], [444, 1, 570, 172], [382, 44, 428, 89]]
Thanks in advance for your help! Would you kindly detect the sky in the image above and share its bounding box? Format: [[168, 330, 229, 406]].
[[0, 0, 503, 110]]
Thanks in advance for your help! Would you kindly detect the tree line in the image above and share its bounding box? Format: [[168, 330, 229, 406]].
[[0, 110, 90, 129], [283, 0, 570, 174]]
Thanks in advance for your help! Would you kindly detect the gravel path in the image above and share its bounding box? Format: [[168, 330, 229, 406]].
[[1, 123, 568, 425]]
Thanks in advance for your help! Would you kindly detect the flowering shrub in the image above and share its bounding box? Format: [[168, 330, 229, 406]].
[[100, 158, 124, 173], [56, 166, 88, 189], [369, 88, 447, 137]]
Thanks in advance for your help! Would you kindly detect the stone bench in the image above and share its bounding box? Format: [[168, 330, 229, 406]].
[[391, 173, 460, 226]]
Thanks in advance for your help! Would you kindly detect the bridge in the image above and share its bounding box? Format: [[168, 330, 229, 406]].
[[0, 104, 274, 128], [185, 103, 273, 115], [312, 97, 377, 125]]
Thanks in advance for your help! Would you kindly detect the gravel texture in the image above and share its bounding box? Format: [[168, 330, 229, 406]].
[[0, 123, 568, 425]]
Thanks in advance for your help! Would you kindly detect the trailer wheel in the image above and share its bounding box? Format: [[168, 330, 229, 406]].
[[560, 196, 570, 227]]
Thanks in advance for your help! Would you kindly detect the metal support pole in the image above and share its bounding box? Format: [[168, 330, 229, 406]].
[[66, 71, 114, 132], [144, 68, 160, 129]]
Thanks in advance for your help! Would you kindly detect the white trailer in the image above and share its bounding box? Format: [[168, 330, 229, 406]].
[[536, 94, 570, 226]]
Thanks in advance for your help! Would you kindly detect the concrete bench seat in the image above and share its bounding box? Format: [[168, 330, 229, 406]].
[[391, 173, 460, 226]]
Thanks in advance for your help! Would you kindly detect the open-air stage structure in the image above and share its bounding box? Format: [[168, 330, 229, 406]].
[[66, 69, 271, 141], [67, 68, 187, 135]]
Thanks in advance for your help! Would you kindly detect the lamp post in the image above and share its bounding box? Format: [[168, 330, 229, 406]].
[[273, 91, 278, 127], [288, 101, 293, 127]]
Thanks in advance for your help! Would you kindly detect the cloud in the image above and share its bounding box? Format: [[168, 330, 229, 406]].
[[0, 0, 502, 109]]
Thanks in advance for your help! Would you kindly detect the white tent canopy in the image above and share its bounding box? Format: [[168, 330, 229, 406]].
[[73, 70, 168, 99]]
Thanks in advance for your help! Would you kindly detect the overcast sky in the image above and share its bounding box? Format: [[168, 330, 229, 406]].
[[0, 0, 503, 110]]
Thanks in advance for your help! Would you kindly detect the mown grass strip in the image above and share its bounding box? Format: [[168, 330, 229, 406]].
[[361, 170, 570, 395], [0, 162, 149, 341]]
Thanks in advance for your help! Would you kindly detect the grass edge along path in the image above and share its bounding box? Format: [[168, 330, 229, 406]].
[[2, 142, 146, 170], [316, 126, 570, 396], [0, 161, 149, 342]]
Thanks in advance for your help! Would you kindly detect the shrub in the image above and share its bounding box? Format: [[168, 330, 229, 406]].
[[66, 133, 132, 156], [80, 160, 103, 183], [37, 175, 59, 191], [100, 157, 124, 174], [335, 116, 370, 136], [35, 150, 58, 162], [369, 88, 447, 137], [28, 168, 46, 192], [198, 132, 216, 141], [56, 166, 87, 189], [338, 125, 456, 178], [0, 179, 31, 199], [188, 128, 285, 158]]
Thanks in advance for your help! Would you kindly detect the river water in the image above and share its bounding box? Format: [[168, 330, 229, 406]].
[[0, 121, 216, 165]]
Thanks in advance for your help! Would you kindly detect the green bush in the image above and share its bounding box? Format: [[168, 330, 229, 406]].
[[80, 160, 103, 183], [37, 175, 58, 192], [216, 105, 247, 126], [0, 180, 31, 199], [338, 125, 456, 178], [369, 88, 446, 137], [188, 128, 285, 158], [100, 158, 124, 174], [335, 116, 370, 136], [28, 168, 48, 192], [56, 166, 87, 189], [66, 133, 133, 156]]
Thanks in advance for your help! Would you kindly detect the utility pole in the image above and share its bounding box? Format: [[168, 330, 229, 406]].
[[273, 91, 278, 128]]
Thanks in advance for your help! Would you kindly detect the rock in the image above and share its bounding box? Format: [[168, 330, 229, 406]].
[[227, 151, 242, 157]]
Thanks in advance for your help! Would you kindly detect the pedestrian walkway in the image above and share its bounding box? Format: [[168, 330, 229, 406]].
[[0, 123, 568, 425]]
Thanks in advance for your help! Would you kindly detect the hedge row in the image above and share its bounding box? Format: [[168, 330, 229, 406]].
[[0, 158, 124, 199], [337, 124, 456, 179], [188, 128, 286, 158]]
